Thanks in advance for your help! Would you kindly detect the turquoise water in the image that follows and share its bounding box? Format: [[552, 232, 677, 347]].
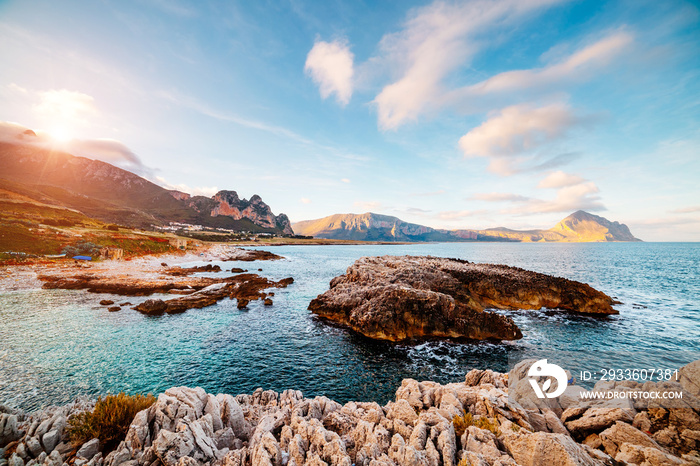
[[1, 242, 699, 411]]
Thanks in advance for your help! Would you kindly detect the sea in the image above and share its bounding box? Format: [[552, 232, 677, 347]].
[[1, 242, 699, 411]]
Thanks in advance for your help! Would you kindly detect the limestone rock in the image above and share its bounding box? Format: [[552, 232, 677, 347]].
[[563, 407, 634, 438], [678, 360, 700, 398], [599, 421, 664, 458], [502, 431, 605, 466], [310, 256, 617, 343], [76, 438, 100, 460]]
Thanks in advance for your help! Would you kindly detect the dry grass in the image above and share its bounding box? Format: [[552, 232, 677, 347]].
[[453, 411, 501, 437], [67, 393, 156, 454]]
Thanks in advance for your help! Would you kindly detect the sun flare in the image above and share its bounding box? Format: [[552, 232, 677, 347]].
[[47, 125, 74, 143]]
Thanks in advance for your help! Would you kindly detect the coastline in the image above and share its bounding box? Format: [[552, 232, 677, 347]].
[[2, 361, 698, 466]]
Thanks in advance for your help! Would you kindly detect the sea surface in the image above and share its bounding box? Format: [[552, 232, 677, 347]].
[[1, 242, 699, 411]]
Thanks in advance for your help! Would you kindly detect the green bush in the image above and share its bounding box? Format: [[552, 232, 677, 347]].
[[62, 241, 100, 258], [67, 393, 156, 453]]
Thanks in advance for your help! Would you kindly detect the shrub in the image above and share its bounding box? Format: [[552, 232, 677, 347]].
[[62, 241, 100, 258], [67, 392, 156, 453], [452, 411, 500, 437]]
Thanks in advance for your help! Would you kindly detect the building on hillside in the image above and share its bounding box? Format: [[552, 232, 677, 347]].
[[169, 238, 188, 250], [99, 247, 124, 260]]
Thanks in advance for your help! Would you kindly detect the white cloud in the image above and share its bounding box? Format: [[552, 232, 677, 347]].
[[671, 206, 700, 214], [460, 103, 579, 158], [305, 39, 354, 106], [437, 209, 484, 221], [537, 170, 585, 188], [459, 103, 586, 175], [450, 31, 633, 100], [372, 0, 566, 129], [341, 178, 351, 183], [472, 192, 531, 202], [471, 172, 605, 214], [0, 121, 151, 175], [155, 176, 219, 197], [526, 182, 603, 213], [300, 197, 312, 204]]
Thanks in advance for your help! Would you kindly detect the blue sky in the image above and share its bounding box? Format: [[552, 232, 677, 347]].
[[0, 0, 698, 240]]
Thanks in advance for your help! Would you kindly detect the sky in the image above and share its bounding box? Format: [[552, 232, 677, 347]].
[[0, 0, 698, 241]]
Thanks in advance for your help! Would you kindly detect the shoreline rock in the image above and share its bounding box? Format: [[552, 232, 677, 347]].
[[133, 275, 293, 315], [309, 255, 618, 342], [2, 360, 697, 466]]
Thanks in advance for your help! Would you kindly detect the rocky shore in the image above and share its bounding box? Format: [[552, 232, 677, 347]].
[[21, 246, 291, 314], [309, 256, 618, 342], [2, 360, 698, 466]]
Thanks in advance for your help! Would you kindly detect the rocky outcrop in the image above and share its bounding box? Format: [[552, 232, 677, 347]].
[[209, 192, 294, 236], [38, 271, 292, 315], [4, 360, 697, 466], [308, 256, 618, 342], [133, 275, 293, 315], [215, 248, 284, 262], [163, 265, 222, 276]]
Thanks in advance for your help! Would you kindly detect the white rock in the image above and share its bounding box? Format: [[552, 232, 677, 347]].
[[42, 430, 59, 454], [76, 439, 100, 460]]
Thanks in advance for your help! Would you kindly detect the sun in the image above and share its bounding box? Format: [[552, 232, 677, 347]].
[[47, 125, 74, 143]]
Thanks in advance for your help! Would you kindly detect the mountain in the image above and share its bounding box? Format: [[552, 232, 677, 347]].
[[292, 211, 641, 242], [0, 140, 293, 235], [291, 213, 457, 242]]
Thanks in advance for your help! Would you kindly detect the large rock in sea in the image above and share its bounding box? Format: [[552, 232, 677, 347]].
[[308, 255, 618, 342]]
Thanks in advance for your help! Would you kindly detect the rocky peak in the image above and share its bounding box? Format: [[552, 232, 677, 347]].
[[213, 190, 241, 205], [553, 210, 640, 242], [168, 190, 191, 201], [209, 190, 292, 234]]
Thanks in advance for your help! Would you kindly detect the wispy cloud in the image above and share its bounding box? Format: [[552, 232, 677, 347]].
[[370, 0, 568, 129], [671, 206, 700, 214], [157, 90, 316, 146], [437, 209, 485, 221], [459, 103, 588, 175], [537, 170, 585, 188], [448, 30, 634, 102], [300, 197, 312, 204], [353, 200, 382, 211], [0, 121, 152, 176], [305, 39, 354, 106], [155, 176, 219, 197], [472, 192, 531, 202]]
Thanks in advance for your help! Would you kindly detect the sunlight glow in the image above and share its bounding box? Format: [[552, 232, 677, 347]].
[[47, 125, 74, 143]]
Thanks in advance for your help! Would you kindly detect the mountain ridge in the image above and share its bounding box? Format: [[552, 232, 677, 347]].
[[292, 210, 641, 242], [0, 138, 293, 234]]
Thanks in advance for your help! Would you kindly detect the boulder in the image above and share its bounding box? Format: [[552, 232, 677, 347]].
[[598, 421, 664, 458], [678, 360, 700, 398], [502, 431, 606, 466], [563, 407, 634, 438], [76, 438, 100, 460]]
